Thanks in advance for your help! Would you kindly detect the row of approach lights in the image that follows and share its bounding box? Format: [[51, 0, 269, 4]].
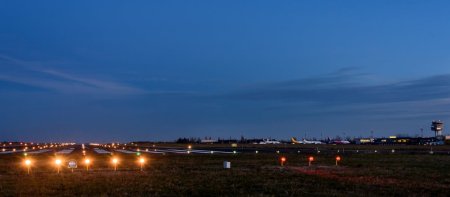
[[2, 142, 72, 146], [23, 157, 146, 175], [2, 144, 70, 152], [279, 156, 342, 167]]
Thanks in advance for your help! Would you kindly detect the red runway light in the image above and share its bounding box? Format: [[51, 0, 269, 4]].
[[308, 156, 314, 166], [280, 156, 286, 166], [335, 156, 341, 166]]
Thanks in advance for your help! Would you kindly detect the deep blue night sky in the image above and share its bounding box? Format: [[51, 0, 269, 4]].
[[1, 1, 450, 142]]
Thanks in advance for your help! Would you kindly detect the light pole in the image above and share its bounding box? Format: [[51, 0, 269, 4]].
[[280, 157, 286, 167], [55, 159, 62, 174], [25, 159, 31, 175], [335, 156, 341, 166], [139, 158, 145, 171], [85, 159, 90, 171], [308, 156, 314, 166], [112, 158, 118, 171]]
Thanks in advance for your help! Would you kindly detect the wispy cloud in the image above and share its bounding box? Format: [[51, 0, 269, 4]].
[[217, 69, 450, 120], [0, 55, 145, 95], [225, 70, 450, 105]]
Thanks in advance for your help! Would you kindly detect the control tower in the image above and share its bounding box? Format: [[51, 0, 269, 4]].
[[431, 120, 443, 137]]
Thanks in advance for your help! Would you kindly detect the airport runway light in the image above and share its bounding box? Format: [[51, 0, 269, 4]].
[[85, 159, 91, 171], [24, 159, 31, 174], [255, 150, 259, 154], [233, 150, 236, 154], [308, 156, 314, 166], [280, 156, 286, 166], [139, 158, 145, 171], [335, 156, 341, 166], [55, 159, 62, 173], [188, 145, 192, 150], [112, 158, 119, 171]]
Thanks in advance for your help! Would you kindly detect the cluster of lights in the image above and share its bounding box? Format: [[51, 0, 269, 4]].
[[21, 156, 147, 174], [1, 142, 75, 152], [276, 156, 342, 167]]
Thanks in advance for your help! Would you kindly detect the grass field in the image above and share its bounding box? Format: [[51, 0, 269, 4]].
[[0, 145, 449, 196]]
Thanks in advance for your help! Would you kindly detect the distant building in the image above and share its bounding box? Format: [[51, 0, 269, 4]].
[[445, 136, 450, 145], [373, 137, 437, 145], [200, 139, 218, 144], [355, 138, 374, 144]]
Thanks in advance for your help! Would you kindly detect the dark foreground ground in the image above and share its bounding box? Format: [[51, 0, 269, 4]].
[[0, 144, 449, 196]]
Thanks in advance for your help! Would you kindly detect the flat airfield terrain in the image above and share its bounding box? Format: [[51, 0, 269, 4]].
[[0, 144, 449, 196]]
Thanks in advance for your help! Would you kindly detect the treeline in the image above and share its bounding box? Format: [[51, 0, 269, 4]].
[[175, 137, 202, 143]]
